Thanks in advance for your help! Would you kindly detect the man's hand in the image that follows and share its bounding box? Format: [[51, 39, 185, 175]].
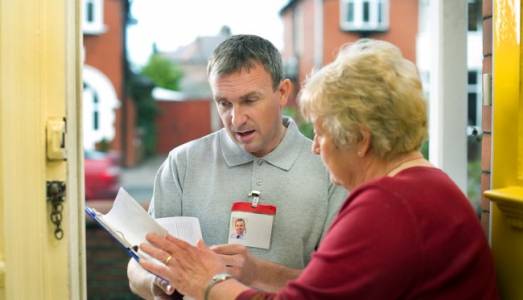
[[211, 244, 302, 292], [127, 259, 174, 299], [210, 244, 259, 286]]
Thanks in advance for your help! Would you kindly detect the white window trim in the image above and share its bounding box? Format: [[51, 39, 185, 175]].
[[82, 65, 119, 149], [82, 0, 106, 35], [340, 0, 389, 32]]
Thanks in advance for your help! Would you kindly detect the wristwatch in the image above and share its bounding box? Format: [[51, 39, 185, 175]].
[[204, 272, 232, 300]]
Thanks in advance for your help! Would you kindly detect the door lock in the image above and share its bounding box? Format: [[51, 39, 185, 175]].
[[47, 181, 66, 240], [46, 117, 67, 160]]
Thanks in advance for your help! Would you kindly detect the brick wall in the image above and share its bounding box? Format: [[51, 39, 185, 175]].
[[480, 0, 493, 235], [86, 221, 140, 300], [155, 99, 212, 154]]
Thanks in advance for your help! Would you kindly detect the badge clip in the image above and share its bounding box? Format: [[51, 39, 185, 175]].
[[249, 190, 261, 208]]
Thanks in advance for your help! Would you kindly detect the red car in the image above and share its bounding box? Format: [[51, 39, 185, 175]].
[[84, 150, 120, 200]]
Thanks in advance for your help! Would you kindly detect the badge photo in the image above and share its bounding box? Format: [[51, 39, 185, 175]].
[[228, 201, 276, 249]]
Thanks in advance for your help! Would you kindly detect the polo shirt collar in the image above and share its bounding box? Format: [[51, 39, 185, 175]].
[[220, 117, 303, 171]]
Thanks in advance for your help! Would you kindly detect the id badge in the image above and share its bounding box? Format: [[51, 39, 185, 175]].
[[228, 201, 277, 249]]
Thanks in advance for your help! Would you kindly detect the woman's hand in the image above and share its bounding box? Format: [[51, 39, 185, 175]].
[[139, 233, 226, 299]]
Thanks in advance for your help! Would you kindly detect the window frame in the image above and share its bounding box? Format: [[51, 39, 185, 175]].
[[340, 0, 389, 32], [82, 0, 105, 35]]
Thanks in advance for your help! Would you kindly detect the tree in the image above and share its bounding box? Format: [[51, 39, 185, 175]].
[[140, 54, 183, 91], [128, 74, 157, 157], [128, 54, 184, 158]]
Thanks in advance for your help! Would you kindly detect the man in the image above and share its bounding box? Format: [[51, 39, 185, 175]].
[[127, 34, 346, 299], [230, 218, 246, 240]]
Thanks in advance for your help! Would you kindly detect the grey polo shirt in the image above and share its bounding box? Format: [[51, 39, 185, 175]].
[[149, 117, 347, 268]]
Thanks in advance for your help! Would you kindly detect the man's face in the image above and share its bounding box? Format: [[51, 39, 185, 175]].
[[210, 63, 290, 157], [235, 220, 245, 235]]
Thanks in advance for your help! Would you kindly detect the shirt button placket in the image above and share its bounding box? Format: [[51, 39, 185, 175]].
[[253, 159, 264, 189]]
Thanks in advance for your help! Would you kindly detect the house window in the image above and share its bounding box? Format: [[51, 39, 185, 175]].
[[340, 0, 389, 32], [362, 1, 370, 22], [468, 0, 482, 32], [93, 111, 99, 130], [93, 92, 100, 130], [347, 2, 354, 22], [86, 1, 95, 22], [82, 0, 105, 35]]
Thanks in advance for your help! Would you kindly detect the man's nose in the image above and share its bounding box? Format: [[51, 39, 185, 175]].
[[231, 106, 247, 127]]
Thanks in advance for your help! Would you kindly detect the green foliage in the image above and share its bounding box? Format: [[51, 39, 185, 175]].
[[467, 134, 483, 215], [95, 138, 110, 152], [127, 54, 184, 157], [421, 140, 429, 159], [283, 106, 314, 139], [140, 54, 183, 91], [299, 122, 314, 140], [467, 159, 481, 214]]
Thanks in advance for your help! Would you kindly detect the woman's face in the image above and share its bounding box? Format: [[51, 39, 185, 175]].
[[312, 120, 359, 190]]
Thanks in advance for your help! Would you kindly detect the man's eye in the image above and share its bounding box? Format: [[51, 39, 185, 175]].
[[218, 100, 231, 108]]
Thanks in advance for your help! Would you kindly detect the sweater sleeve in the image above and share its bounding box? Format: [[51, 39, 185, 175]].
[[238, 186, 423, 300]]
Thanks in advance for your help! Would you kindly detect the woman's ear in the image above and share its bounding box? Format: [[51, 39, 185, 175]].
[[357, 127, 371, 157]]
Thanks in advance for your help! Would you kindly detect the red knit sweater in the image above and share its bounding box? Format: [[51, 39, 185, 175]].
[[238, 167, 499, 300]]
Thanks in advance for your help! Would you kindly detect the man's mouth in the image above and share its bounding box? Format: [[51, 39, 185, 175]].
[[234, 130, 255, 142]]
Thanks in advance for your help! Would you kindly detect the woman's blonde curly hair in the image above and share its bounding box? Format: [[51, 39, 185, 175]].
[[300, 39, 427, 161]]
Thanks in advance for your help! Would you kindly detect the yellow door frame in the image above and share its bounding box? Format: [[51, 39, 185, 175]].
[[485, 0, 523, 298], [0, 0, 85, 299]]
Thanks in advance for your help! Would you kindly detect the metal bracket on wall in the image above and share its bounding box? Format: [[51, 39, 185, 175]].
[[483, 73, 492, 106], [46, 117, 67, 161]]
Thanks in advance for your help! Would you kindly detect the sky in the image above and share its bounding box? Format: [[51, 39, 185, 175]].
[[127, 0, 288, 68]]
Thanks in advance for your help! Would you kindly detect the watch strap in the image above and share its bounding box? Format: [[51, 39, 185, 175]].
[[204, 272, 232, 300]]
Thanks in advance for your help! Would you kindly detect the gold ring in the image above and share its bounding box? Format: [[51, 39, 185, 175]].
[[164, 255, 172, 264]]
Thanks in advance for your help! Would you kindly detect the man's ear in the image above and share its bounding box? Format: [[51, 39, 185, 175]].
[[278, 79, 292, 107]]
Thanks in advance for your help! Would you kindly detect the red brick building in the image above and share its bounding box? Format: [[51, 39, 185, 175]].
[[280, 0, 418, 104], [83, 0, 138, 166]]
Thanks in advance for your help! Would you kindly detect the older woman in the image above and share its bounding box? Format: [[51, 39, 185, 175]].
[[139, 39, 499, 299]]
